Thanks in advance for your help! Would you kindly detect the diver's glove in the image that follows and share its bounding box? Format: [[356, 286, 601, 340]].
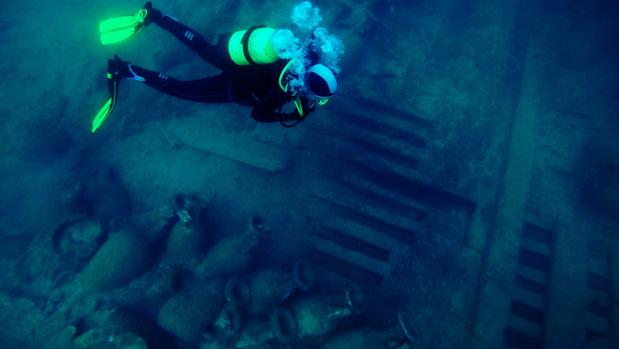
[[305, 97, 317, 113], [297, 96, 316, 116]]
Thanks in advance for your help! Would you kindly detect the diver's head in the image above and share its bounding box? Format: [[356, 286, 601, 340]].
[[307, 64, 337, 98]]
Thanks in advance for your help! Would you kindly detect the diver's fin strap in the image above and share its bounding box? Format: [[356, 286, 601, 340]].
[[241, 25, 266, 66]]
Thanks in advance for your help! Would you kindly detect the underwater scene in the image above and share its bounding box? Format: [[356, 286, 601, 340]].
[[1, 0, 618, 348]]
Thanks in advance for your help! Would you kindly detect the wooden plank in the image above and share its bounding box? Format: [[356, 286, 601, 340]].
[[309, 191, 420, 244], [511, 287, 545, 311], [545, 219, 589, 348], [167, 123, 289, 173], [473, 41, 541, 347], [312, 225, 391, 263], [510, 300, 545, 325], [326, 216, 401, 250], [308, 235, 392, 276], [519, 237, 551, 257], [305, 249, 383, 284]]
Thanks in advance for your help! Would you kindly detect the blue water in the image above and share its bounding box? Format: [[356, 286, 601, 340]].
[[0, 0, 618, 348]]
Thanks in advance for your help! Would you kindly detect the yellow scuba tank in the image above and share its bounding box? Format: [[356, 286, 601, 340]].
[[228, 25, 279, 66]]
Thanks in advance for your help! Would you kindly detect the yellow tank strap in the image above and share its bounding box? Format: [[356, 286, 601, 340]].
[[318, 97, 330, 106], [241, 25, 266, 65], [293, 97, 304, 118], [278, 60, 296, 94]]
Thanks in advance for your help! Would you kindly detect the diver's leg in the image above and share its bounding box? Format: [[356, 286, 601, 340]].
[[146, 4, 232, 70], [109, 57, 230, 103], [132, 66, 231, 103]]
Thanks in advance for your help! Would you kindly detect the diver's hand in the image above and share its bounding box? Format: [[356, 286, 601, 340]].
[[299, 96, 316, 113]]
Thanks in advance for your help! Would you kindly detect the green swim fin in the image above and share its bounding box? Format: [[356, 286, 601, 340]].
[[99, 9, 148, 45], [91, 75, 119, 133]]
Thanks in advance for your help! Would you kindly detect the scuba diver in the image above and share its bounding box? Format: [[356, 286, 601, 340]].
[[92, 2, 342, 133]]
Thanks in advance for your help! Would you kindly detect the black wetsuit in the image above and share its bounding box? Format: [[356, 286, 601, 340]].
[[130, 13, 314, 123]]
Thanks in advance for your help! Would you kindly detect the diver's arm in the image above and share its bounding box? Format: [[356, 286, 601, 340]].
[[251, 96, 315, 123], [251, 105, 301, 122]]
